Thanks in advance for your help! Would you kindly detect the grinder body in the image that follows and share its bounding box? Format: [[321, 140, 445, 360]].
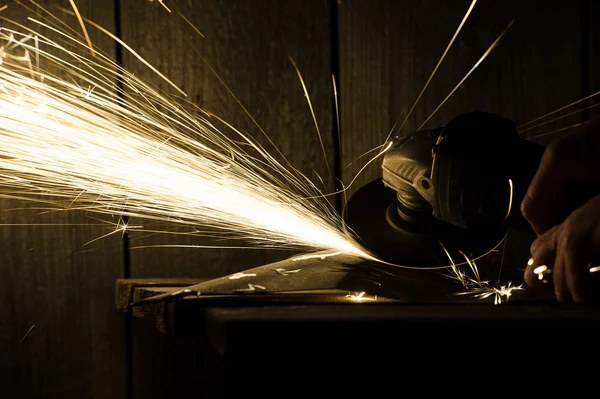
[[344, 111, 546, 266], [382, 111, 545, 234]]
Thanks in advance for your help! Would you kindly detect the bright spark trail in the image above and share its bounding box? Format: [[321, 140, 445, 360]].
[[0, 11, 371, 259], [0, 4, 527, 297], [441, 241, 523, 304]]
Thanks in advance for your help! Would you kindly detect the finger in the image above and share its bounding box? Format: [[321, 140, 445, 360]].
[[553, 241, 568, 303], [563, 237, 589, 304], [525, 226, 559, 288], [529, 224, 559, 255], [521, 120, 600, 236], [521, 144, 571, 236], [554, 219, 588, 303], [563, 196, 600, 303]]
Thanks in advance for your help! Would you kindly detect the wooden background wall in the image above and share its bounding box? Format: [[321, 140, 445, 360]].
[[0, 0, 593, 397]]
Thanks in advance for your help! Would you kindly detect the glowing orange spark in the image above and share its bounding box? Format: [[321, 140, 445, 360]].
[[518, 89, 600, 129], [68, 0, 95, 57], [518, 102, 600, 135], [528, 121, 589, 140], [391, 0, 477, 140], [418, 19, 515, 130], [292, 251, 344, 262], [18, 325, 35, 347], [0, 14, 370, 260], [289, 56, 332, 185], [346, 292, 376, 302], [178, 11, 205, 38]]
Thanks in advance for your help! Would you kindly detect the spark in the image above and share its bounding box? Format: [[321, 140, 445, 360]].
[[0, 223, 118, 226], [346, 142, 388, 169], [367, 233, 507, 271], [190, 49, 295, 173], [346, 291, 376, 302], [418, 19, 515, 130], [518, 101, 600, 135], [0, 14, 372, 260], [504, 179, 513, 222], [34, 35, 41, 81], [0, 6, 509, 275], [332, 74, 340, 142], [533, 264, 550, 282], [441, 242, 486, 288], [517, 89, 600, 129], [157, 0, 172, 13], [527, 121, 589, 140], [457, 249, 482, 285], [342, 140, 394, 191], [390, 0, 477, 141], [49, 13, 186, 96], [289, 56, 332, 185], [531, 262, 598, 282], [441, 242, 522, 304], [292, 251, 343, 262], [463, 282, 523, 305], [129, 244, 283, 250], [441, 242, 468, 287], [147, 0, 171, 13], [82, 218, 143, 246], [68, 0, 95, 57], [84, 85, 94, 99], [17, 324, 35, 347], [177, 10, 205, 38]]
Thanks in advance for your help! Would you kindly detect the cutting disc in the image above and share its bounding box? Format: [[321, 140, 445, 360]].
[[343, 179, 507, 267]]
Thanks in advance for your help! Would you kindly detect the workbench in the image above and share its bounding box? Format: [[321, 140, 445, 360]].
[[117, 278, 600, 397]]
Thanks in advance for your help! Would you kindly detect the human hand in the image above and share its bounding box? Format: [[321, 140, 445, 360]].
[[521, 119, 600, 303]]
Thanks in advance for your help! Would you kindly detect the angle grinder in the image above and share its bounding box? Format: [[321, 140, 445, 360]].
[[344, 111, 546, 266]]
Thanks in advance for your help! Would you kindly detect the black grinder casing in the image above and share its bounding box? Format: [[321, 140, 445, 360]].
[[343, 111, 546, 266], [430, 111, 545, 233]]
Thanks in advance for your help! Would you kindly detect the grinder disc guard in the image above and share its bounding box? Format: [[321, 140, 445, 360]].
[[344, 178, 507, 267]]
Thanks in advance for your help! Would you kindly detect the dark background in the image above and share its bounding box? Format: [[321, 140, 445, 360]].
[[0, 0, 595, 397]]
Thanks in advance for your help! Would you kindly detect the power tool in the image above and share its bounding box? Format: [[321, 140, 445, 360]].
[[343, 110, 545, 266]]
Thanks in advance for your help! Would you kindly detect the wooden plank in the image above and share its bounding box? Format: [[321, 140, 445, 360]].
[[339, 0, 584, 194], [118, 0, 336, 278], [338, 0, 584, 272], [0, 2, 126, 398]]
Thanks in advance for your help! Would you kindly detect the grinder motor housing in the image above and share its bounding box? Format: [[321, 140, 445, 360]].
[[342, 111, 549, 266], [381, 111, 545, 235]]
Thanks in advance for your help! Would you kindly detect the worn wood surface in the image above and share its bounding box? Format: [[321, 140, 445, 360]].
[[118, 0, 336, 279], [0, 2, 126, 398]]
